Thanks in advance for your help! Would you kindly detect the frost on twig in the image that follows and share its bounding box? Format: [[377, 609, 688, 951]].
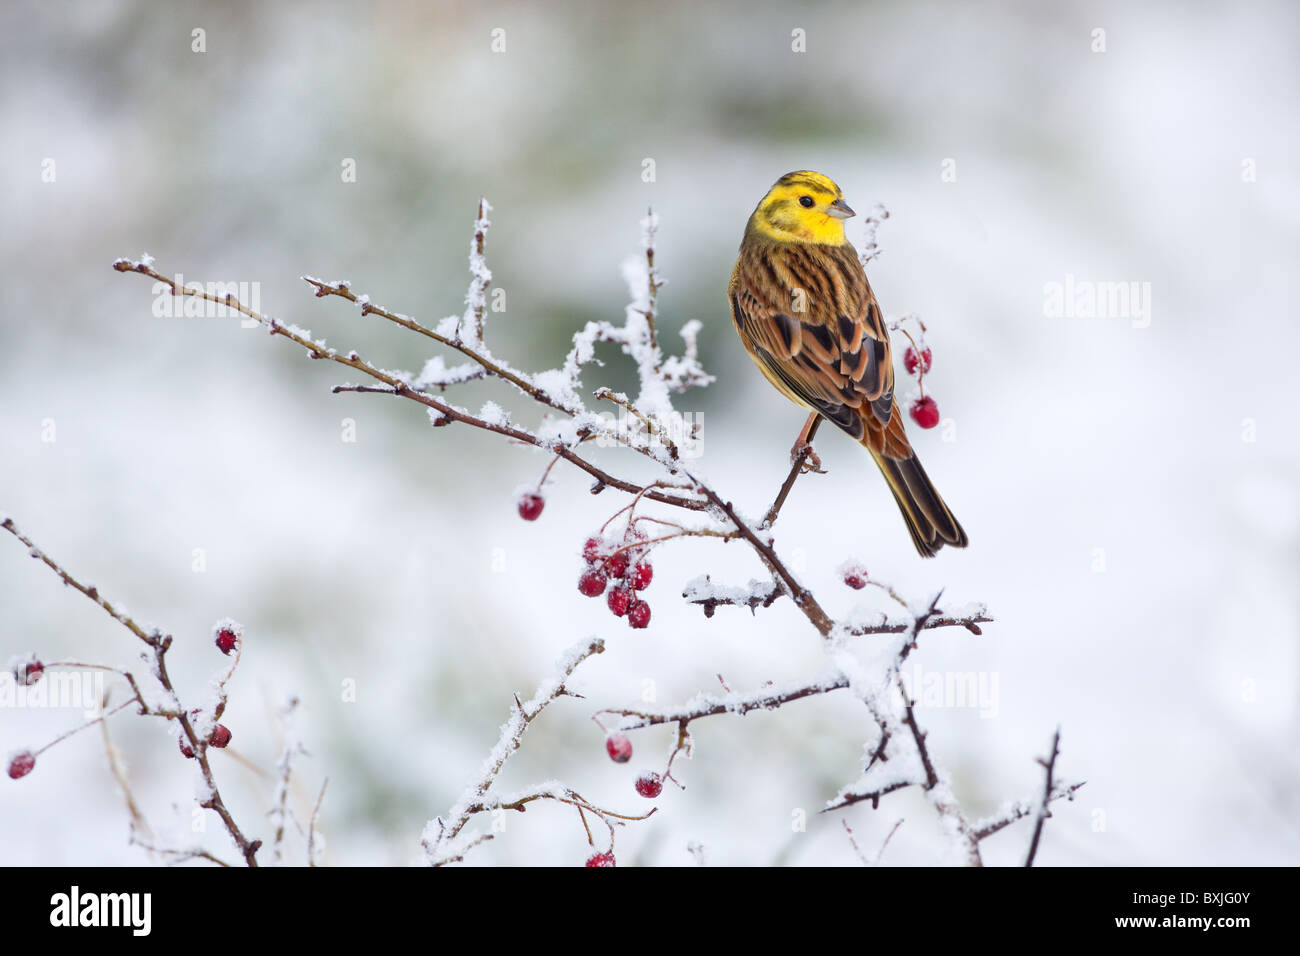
[[0, 517, 269, 867], [542, 211, 713, 447], [270, 696, 309, 866], [681, 574, 783, 617], [422, 637, 654, 866]]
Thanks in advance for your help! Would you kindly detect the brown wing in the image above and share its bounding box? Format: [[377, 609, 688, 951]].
[[730, 238, 909, 458]]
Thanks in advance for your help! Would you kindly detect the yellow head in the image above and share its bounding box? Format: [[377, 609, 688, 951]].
[[746, 170, 855, 245]]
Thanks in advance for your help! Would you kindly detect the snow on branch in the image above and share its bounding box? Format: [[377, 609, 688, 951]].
[[422, 637, 653, 866], [0, 517, 275, 867]]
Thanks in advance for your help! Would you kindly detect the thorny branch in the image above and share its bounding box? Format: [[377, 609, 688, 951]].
[[1, 517, 262, 867], [421, 637, 654, 865], [1024, 728, 1063, 867], [974, 779, 1086, 842], [103, 199, 1078, 866]]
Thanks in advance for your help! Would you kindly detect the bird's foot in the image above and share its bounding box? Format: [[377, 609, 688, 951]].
[[790, 438, 826, 474]]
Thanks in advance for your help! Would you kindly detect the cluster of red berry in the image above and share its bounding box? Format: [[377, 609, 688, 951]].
[[577, 529, 654, 628], [903, 343, 941, 430]]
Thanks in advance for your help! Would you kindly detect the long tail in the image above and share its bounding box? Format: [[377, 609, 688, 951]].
[[869, 448, 968, 558]]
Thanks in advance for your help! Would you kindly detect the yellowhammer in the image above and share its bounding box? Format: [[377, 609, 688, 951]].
[[728, 170, 968, 557]]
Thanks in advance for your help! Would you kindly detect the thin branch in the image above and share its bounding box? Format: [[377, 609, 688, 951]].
[[681, 577, 784, 618], [897, 673, 939, 790], [1, 517, 262, 867], [424, 637, 607, 866], [129, 838, 232, 868], [843, 817, 903, 866], [687, 475, 837, 637], [305, 275, 571, 416], [1024, 728, 1062, 867], [595, 387, 680, 461], [115, 260, 708, 512], [101, 689, 155, 854], [308, 778, 328, 867], [825, 780, 915, 812], [270, 696, 302, 865], [681, 572, 990, 637], [974, 780, 1086, 841], [2, 516, 154, 644], [761, 415, 822, 528], [641, 209, 661, 362], [597, 671, 851, 730]]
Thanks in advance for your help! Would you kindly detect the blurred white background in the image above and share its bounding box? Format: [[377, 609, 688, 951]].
[[1, 0, 1297, 866]]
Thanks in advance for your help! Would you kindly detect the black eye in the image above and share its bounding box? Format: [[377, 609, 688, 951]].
[[799, 195, 815, 208]]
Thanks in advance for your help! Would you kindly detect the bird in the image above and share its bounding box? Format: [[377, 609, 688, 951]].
[[727, 170, 967, 557]]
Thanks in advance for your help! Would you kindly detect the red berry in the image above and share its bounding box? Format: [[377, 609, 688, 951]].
[[627, 600, 651, 629], [585, 851, 616, 867], [909, 396, 941, 429], [904, 346, 932, 376], [842, 564, 868, 590], [629, 562, 653, 590], [635, 772, 663, 798], [215, 628, 238, 655], [14, 658, 44, 686], [517, 493, 545, 521], [606, 551, 630, 578], [578, 569, 608, 597], [582, 536, 604, 564], [607, 587, 632, 617], [7, 751, 35, 779], [605, 733, 633, 763], [178, 736, 196, 759], [208, 724, 232, 748]]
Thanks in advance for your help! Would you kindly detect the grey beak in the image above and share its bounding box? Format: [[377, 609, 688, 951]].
[[827, 198, 856, 220]]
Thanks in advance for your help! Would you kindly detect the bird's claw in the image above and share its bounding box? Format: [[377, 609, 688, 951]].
[[791, 440, 826, 474]]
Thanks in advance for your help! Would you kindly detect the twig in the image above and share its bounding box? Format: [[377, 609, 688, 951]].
[[116, 260, 709, 511], [761, 416, 822, 528], [843, 817, 903, 866], [129, 838, 232, 868], [973, 780, 1086, 841], [270, 696, 302, 865], [308, 778, 328, 867], [423, 637, 608, 866], [101, 689, 154, 854], [1024, 728, 1062, 867], [1, 517, 262, 867], [681, 577, 784, 618], [641, 209, 661, 362], [597, 670, 851, 730], [687, 475, 837, 637]]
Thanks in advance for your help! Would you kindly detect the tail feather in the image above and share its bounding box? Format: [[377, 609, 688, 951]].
[[870, 449, 968, 558]]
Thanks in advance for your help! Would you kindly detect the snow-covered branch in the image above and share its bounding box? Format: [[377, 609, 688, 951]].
[[422, 637, 655, 866], [0, 516, 266, 867]]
